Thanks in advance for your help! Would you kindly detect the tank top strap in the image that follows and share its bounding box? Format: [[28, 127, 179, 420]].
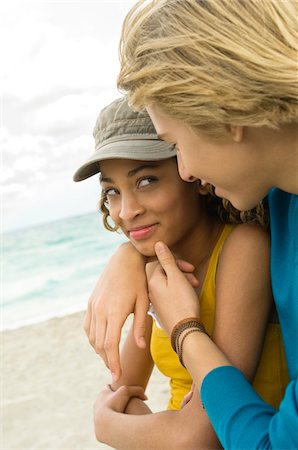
[[199, 224, 235, 309], [209, 223, 235, 269]]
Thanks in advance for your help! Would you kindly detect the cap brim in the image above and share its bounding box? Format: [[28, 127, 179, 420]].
[[73, 139, 176, 182]]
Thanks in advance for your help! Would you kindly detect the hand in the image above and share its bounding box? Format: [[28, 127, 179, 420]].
[[180, 390, 194, 408], [146, 242, 200, 336], [94, 384, 147, 442], [180, 384, 195, 408], [84, 242, 149, 381], [146, 259, 200, 289], [95, 384, 147, 414]]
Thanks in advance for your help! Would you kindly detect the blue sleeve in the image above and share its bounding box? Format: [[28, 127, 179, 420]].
[[200, 366, 298, 449]]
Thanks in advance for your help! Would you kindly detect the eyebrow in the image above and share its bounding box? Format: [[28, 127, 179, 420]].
[[100, 163, 159, 183]]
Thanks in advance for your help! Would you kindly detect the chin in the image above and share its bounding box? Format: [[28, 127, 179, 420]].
[[214, 187, 262, 211], [132, 242, 156, 258], [229, 196, 260, 212]]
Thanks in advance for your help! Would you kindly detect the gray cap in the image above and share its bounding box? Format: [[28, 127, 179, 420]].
[[73, 97, 176, 182]]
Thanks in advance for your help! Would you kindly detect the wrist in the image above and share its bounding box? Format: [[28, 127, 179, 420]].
[[180, 331, 231, 389], [170, 317, 208, 367]]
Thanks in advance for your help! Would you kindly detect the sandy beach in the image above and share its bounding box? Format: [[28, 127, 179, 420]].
[[1, 311, 168, 450]]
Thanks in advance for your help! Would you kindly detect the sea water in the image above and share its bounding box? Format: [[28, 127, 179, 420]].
[[1, 212, 126, 330]]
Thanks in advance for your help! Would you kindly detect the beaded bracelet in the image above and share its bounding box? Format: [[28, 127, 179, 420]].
[[170, 317, 204, 352], [171, 317, 208, 368]]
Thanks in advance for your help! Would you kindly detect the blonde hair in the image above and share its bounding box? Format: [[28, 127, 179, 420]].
[[118, 0, 298, 137], [99, 184, 269, 232]]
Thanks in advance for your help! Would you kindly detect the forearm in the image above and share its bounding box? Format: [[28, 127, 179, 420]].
[[98, 408, 175, 450], [182, 331, 230, 390], [98, 404, 221, 450], [110, 317, 154, 392]]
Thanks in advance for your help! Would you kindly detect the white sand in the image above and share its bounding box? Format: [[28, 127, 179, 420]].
[[1, 311, 169, 450]]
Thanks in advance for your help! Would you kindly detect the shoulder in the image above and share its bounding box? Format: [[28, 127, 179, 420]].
[[218, 223, 271, 279], [214, 223, 272, 328], [223, 222, 269, 253]]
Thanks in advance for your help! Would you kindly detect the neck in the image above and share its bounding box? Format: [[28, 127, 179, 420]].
[[275, 123, 298, 194], [257, 122, 298, 194], [171, 214, 223, 271]]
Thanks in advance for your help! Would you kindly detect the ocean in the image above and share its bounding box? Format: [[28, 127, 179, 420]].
[[2, 212, 126, 331]]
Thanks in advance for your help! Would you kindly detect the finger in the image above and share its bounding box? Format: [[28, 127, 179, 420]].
[[84, 301, 92, 337], [102, 385, 148, 414], [94, 318, 110, 370], [147, 260, 167, 284], [176, 260, 199, 287], [133, 296, 149, 348], [176, 259, 195, 273], [101, 384, 115, 395], [104, 319, 124, 382], [154, 241, 178, 277], [184, 273, 200, 288], [117, 385, 148, 402], [180, 390, 194, 408], [88, 304, 98, 349]]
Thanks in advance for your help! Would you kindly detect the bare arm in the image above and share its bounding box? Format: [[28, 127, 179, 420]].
[[94, 224, 272, 450], [111, 314, 154, 392], [85, 242, 149, 380], [147, 223, 272, 388], [212, 223, 272, 381], [92, 270, 220, 449], [94, 385, 222, 450], [85, 241, 199, 381]]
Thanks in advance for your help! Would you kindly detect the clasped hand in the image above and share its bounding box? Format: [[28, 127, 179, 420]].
[[94, 384, 147, 443]]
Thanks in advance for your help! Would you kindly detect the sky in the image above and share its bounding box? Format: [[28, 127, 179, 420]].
[[1, 0, 137, 232]]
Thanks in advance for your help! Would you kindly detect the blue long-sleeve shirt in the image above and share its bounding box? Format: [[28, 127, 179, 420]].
[[201, 189, 298, 449]]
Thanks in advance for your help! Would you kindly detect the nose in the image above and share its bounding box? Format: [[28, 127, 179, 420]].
[[177, 152, 196, 182], [118, 193, 145, 222]]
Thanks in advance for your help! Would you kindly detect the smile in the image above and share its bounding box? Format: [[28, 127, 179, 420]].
[[129, 224, 158, 241]]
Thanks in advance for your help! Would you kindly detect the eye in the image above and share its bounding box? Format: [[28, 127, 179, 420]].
[[103, 187, 119, 197], [138, 176, 158, 188]]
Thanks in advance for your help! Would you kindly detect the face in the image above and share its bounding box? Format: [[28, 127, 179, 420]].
[[100, 158, 201, 257], [147, 105, 271, 211]]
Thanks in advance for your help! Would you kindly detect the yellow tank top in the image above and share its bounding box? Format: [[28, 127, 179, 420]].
[[150, 224, 289, 410]]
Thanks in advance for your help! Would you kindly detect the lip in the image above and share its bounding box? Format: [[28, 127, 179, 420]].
[[129, 224, 158, 240]]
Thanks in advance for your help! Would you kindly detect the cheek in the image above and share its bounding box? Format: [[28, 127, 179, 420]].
[[178, 145, 199, 176], [161, 186, 198, 220], [153, 194, 178, 214], [107, 201, 120, 222]]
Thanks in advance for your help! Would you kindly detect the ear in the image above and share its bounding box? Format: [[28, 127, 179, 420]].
[[229, 125, 244, 142]]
